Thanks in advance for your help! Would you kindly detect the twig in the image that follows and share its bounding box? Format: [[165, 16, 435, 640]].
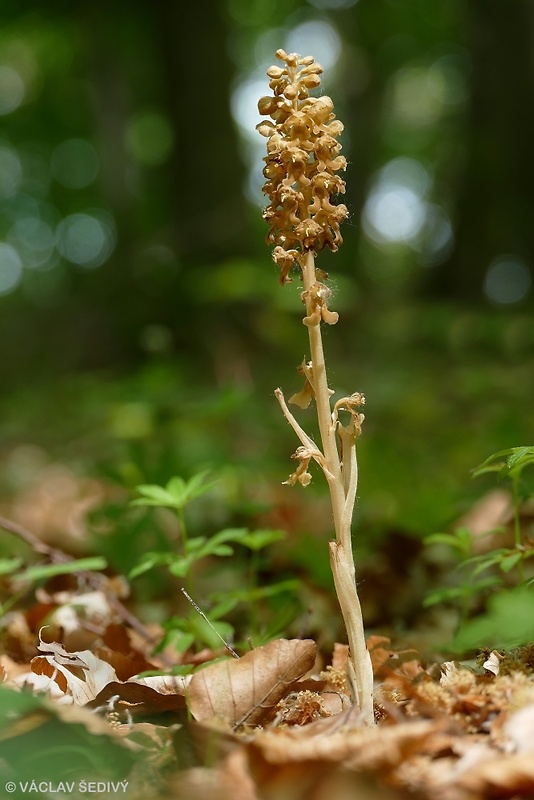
[[0, 514, 173, 666]]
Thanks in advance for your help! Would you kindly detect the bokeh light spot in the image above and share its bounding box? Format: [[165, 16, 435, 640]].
[[51, 138, 100, 189], [286, 21, 341, 73], [0, 65, 25, 115], [483, 256, 531, 305], [125, 111, 174, 166], [419, 204, 454, 266], [388, 66, 446, 127], [0, 243, 23, 295], [56, 213, 115, 269], [362, 158, 430, 245], [8, 217, 55, 269]]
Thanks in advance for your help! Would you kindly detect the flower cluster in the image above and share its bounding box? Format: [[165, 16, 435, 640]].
[[257, 49, 348, 285]]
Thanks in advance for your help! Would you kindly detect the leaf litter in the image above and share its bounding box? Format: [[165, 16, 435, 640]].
[[3, 527, 534, 797]]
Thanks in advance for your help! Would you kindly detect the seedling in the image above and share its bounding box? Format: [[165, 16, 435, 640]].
[[129, 470, 297, 652], [257, 50, 374, 724], [424, 446, 534, 647], [470, 446, 534, 583]]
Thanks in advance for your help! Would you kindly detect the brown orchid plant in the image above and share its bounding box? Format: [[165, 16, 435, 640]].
[[257, 49, 374, 725]]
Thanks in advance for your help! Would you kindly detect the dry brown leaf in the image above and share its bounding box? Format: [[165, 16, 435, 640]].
[[331, 642, 349, 671], [503, 701, 534, 752], [249, 717, 440, 772], [188, 638, 316, 728], [88, 679, 187, 718], [173, 742, 406, 800], [457, 751, 534, 795], [27, 647, 118, 703]]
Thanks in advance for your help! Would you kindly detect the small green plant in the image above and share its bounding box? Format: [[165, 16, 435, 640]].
[[469, 446, 534, 583], [423, 527, 501, 627], [129, 470, 298, 653], [424, 446, 534, 649], [257, 50, 373, 723]]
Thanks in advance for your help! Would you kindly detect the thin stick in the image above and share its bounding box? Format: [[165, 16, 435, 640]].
[[0, 514, 171, 663], [181, 588, 240, 659]]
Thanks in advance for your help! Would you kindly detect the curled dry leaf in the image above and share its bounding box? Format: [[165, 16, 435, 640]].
[[188, 638, 316, 728], [88, 678, 187, 718], [457, 751, 534, 797], [16, 633, 188, 718], [26, 648, 118, 705]]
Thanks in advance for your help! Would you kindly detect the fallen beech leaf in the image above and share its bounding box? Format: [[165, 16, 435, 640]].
[[458, 751, 534, 795], [29, 648, 118, 704], [188, 638, 316, 727], [503, 701, 534, 753], [482, 650, 503, 676], [248, 716, 439, 771], [331, 642, 349, 671], [88, 680, 187, 718]]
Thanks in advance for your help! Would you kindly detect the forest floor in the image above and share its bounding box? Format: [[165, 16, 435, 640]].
[[2, 539, 534, 800]]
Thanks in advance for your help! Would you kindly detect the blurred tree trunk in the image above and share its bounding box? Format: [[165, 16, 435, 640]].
[[156, 2, 247, 264], [428, 0, 534, 301]]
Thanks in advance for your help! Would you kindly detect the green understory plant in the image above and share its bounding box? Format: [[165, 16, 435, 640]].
[[130, 470, 298, 654], [424, 446, 534, 649], [257, 50, 374, 724]]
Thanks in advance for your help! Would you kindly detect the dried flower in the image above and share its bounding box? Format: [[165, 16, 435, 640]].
[[283, 446, 314, 487], [257, 50, 348, 286]]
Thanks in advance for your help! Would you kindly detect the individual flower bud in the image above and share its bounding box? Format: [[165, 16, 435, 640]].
[[284, 84, 299, 100], [295, 219, 323, 249], [258, 96, 278, 116], [256, 121, 276, 137], [267, 66, 285, 79], [272, 246, 299, 284], [307, 96, 334, 123], [301, 63, 323, 75], [300, 74, 321, 89]]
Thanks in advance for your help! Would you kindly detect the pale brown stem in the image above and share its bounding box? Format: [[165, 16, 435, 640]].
[[299, 249, 374, 725]]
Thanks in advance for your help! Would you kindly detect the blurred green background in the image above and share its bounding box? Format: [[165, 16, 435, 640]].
[[1, 0, 533, 645]]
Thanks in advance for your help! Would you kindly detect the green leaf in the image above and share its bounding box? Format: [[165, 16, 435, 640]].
[[423, 587, 466, 607], [132, 471, 219, 512], [423, 576, 500, 608], [131, 484, 178, 507], [0, 557, 24, 576], [188, 616, 235, 650], [472, 446, 534, 481], [185, 536, 208, 553], [238, 529, 286, 551], [499, 551, 524, 573], [506, 446, 534, 472], [462, 549, 509, 577], [454, 586, 534, 651], [213, 579, 300, 605], [13, 557, 107, 583], [424, 529, 471, 555], [165, 629, 195, 654], [128, 551, 172, 579], [208, 596, 240, 619], [211, 545, 234, 556], [167, 471, 218, 508], [168, 558, 193, 578], [166, 476, 187, 500]]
